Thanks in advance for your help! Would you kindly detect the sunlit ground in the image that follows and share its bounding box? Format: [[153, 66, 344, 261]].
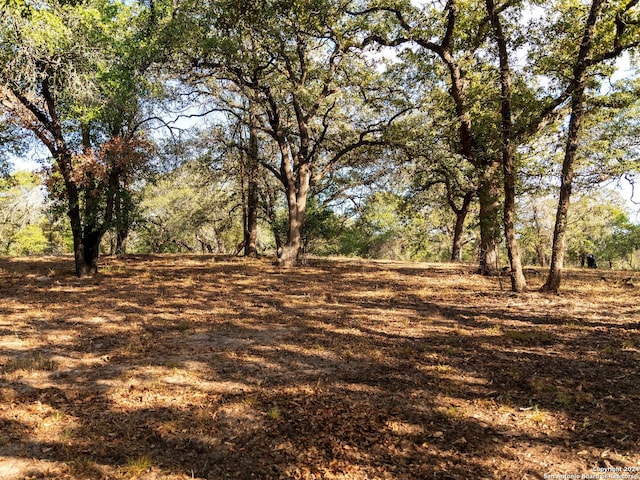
[[1, 255, 638, 479]]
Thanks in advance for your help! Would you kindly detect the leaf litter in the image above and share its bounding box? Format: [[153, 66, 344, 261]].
[[0, 255, 638, 479]]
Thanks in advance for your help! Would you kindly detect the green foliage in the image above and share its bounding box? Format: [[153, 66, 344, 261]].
[[0, 170, 49, 255], [0, 0, 638, 273], [302, 198, 344, 256], [0, 119, 27, 176], [518, 190, 640, 269], [332, 191, 457, 261], [563, 192, 640, 269], [135, 162, 243, 254], [338, 192, 404, 259], [10, 224, 48, 255]]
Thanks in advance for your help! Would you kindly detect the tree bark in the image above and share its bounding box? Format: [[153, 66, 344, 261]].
[[486, 0, 527, 292], [477, 160, 502, 276], [541, 0, 605, 292], [278, 161, 310, 268], [451, 191, 474, 262], [116, 229, 128, 257], [244, 113, 259, 257]]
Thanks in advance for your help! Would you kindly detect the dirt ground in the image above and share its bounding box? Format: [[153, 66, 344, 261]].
[[0, 254, 638, 480]]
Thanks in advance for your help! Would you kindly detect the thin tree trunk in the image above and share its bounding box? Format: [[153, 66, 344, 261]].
[[245, 114, 259, 257], [486, 0, 527, 292], [542, 0, 605, 292], [113, 181, 128, 257], [451, 191, 474, 262]]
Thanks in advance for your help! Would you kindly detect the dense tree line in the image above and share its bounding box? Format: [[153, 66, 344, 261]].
[[0, 0, 639, 291]]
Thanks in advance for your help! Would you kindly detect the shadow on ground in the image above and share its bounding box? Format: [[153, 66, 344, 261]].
[[0, 255, 639, 479]]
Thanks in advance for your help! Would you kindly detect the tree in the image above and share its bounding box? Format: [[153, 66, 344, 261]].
[[484, 0, 528, 291], [357, 0, 639, 290], [376, 56, 480, 264], [0, 171, 48, 254], [0, 0, 160, 275], [540, 0, 640, 292], [184, 0, 404, 267], [357, 1, 508, 276], [137, 161, 241, 254], [402, 151, 477, 262]]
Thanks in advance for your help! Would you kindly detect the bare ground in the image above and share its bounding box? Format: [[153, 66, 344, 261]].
[[0, 254, 639, 480]]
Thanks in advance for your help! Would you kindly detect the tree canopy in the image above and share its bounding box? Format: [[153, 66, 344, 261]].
[[0, 0, 638, 290]]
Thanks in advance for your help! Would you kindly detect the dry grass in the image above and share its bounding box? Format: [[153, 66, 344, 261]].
[[0, 254, 639, 479]]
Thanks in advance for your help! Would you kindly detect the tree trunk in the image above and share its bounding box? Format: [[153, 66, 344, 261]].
[[541, 0, 604, 293], [477, 160, 502, 276], [244, 117, 259, 257], [542, 167, 575, 292], [486, 0, 527, 292], [116, 229, 128, 257], [113, 183, 128, 257], [58, 151, 98, 278], [536, 245, 546, 267], [245, 184, 259, 256], [77, 230, 102, 277], [278, 193, 307, 267], [277, 160, 310, 268], [451, 191, 474, 262], [503, 158, 527, 291], [72, 231, 93, 277], [532, 205, 547, 267]]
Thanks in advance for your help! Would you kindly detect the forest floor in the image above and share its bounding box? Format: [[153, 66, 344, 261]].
[[0, 255, 639, 480]]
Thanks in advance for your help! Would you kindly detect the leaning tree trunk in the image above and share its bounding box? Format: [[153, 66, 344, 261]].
[[541, 104, 582, 292], [477, 160, 502, 276], [542, 149, 577, 292], [541, 0, 603, 293]]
